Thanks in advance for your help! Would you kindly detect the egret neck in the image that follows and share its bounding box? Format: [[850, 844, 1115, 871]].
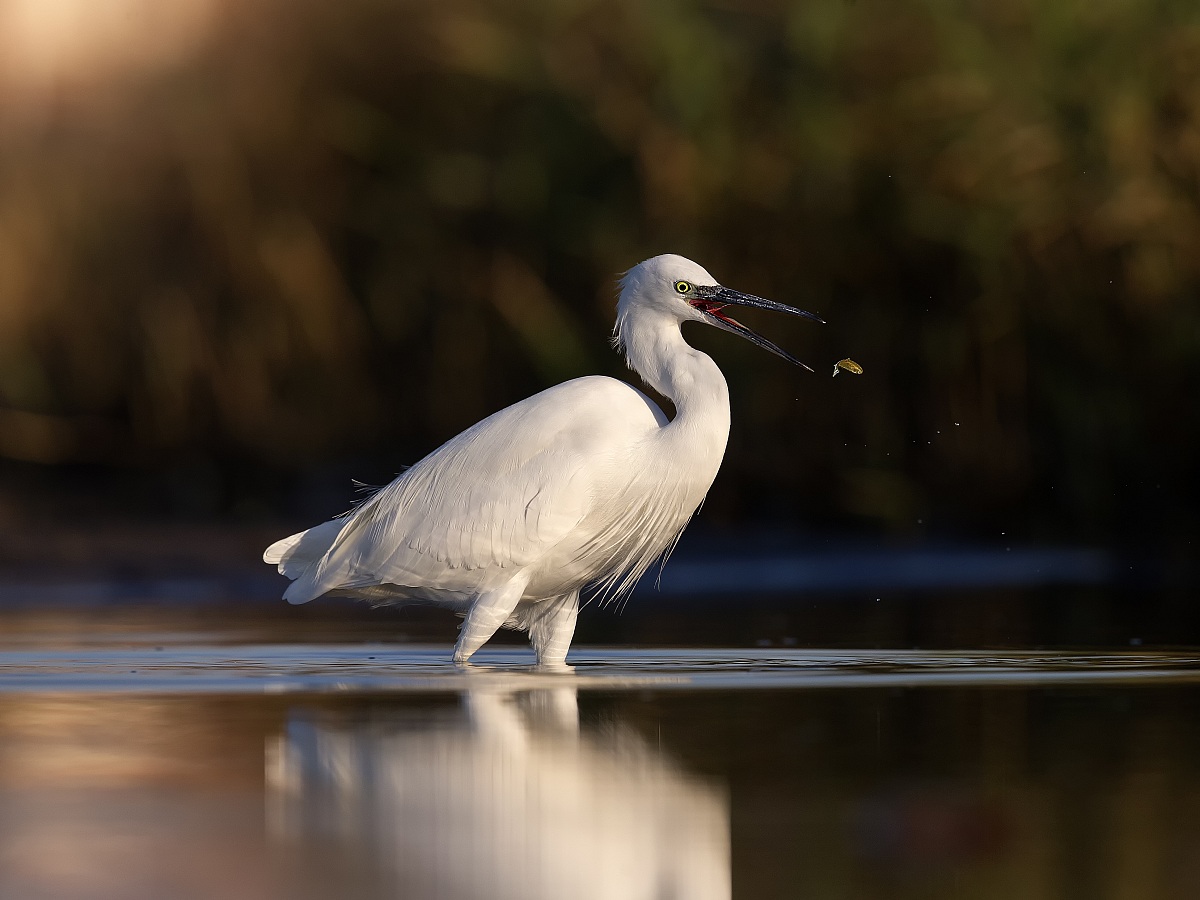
[[613, 302, 731, 475]]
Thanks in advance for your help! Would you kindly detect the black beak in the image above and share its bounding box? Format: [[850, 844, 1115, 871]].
[[690, 284, 824, 372]]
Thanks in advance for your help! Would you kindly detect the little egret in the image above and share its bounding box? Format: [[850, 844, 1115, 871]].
[[264, 254, 822, 666]]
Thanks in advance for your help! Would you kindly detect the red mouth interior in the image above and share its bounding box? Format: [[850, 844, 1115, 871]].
[[690, 299, 742, 328]]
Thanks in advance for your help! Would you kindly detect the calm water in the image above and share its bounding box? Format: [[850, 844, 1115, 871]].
[[2, 608, 1200, 899]]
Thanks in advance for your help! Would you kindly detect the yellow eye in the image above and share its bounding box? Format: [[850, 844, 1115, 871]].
[[674, 280, 692, 294]]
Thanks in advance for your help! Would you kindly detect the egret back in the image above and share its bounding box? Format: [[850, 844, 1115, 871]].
[[279, 376, 674, 606]]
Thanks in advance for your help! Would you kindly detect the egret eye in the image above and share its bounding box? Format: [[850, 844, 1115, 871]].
[[674, 280, 692, 294]]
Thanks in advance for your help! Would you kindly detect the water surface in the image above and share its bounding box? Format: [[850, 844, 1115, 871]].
[[2, 612, 1200, 899]]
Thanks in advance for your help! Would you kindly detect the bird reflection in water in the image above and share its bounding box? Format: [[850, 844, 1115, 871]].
[[266, 685, 730, 900]]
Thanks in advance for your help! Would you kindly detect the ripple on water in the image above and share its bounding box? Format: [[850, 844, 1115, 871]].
[[0, 645, 1199, 694]]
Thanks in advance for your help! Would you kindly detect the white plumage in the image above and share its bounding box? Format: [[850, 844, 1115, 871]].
[[264, 254, 821, 666]]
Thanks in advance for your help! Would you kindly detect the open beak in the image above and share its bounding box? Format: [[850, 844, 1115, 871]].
[[689, 284, 824, 372]]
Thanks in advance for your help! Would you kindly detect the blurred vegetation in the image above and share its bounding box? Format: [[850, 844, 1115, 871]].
[[0, 0, 1197, 548]]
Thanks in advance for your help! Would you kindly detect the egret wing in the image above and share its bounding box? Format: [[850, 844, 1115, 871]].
[[283, 377, 659, 604]]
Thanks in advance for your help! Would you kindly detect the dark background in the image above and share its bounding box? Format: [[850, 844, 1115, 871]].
[[0, 0, 1197, 585]]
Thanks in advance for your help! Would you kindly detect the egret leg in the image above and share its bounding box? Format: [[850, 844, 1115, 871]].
[[527, 591, 580, 668], [454, 575, 530, 665]]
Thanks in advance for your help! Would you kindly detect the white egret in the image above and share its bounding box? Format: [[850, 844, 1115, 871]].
[[264, 254, 822, 666]]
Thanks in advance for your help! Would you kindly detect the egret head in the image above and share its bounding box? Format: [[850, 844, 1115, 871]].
[[617, 254, 824, 371]]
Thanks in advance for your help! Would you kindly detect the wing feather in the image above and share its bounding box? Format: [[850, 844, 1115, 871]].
[[283, 377, 660, 605]]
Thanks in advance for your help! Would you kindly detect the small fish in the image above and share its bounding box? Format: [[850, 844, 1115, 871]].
[[832, 358, 863, 377]]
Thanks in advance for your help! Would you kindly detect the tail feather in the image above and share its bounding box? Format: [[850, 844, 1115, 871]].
[[263, 519, 345, 600]]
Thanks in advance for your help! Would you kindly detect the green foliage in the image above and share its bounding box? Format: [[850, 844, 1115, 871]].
[[0, 0, 1196, 539]]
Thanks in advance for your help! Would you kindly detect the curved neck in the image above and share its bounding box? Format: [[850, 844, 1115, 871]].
[[615, 306, 731, 434]]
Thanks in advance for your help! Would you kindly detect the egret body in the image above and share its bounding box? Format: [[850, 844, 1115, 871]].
[[264, 255, 821, 666]]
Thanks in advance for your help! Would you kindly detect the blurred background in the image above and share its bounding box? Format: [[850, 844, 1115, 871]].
[[7, 7, 1200, 897], [0, 0, 1197, 613]]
